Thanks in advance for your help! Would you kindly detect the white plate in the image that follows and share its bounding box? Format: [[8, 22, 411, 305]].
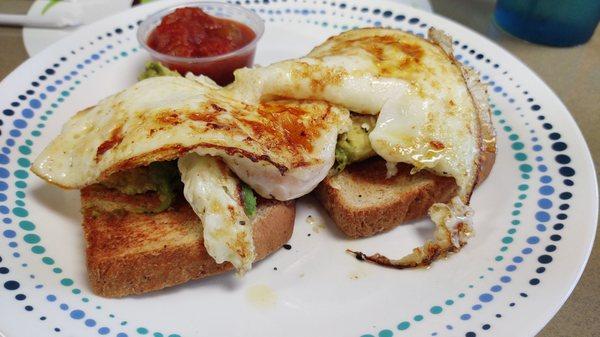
[[0, 1, 596, 337]]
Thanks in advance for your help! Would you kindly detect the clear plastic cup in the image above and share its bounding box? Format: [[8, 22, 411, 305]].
[[494, 0, 600, 47], [137, 2, 265, 85]]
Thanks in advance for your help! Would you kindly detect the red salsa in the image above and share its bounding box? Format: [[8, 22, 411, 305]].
[[147, 7, 257, 85]]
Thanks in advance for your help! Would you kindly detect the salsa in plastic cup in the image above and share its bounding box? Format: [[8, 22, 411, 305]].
[[137, 2, 265, 85]]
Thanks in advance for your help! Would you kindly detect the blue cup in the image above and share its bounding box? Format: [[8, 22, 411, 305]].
[[494, 0, 600, 47]]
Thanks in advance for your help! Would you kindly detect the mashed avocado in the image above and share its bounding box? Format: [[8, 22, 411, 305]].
[[100, 64, 182, 213], [334, 114, 377, 172], [101, 161, 180, 213], [241, 183, 257, 217], [138, 61, 181, 80]]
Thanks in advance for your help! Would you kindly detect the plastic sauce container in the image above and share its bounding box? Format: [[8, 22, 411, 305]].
[[137, 2, 264, 85]]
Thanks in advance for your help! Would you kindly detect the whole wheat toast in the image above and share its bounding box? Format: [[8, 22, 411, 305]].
[[81, 185, 295, 297], [315, 147, 495, 239], [314, 158, 458, 238]]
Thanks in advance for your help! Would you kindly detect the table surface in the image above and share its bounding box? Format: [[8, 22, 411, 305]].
[[0, 1, 598, 336]]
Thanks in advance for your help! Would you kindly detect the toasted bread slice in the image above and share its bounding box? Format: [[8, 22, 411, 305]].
[[81, 185, 295, 298], [314, 158, 457, 238]]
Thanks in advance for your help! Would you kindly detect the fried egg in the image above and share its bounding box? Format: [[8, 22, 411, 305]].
[[227, 28, 485, 201], [178, 153, 254, 274], [31, 75, 350, 201]]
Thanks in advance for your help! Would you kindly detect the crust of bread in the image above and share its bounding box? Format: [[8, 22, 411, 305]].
[[478, 150, 496, 184], [81, 185, 295, 298], [314, 158, 458, 238]]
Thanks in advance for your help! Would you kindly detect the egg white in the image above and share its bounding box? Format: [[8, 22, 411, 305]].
[[178, 153, 255, 274]]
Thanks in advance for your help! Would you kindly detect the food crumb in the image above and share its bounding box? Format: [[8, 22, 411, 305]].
[[354, 252, 366, 261], [306, 214, 325, 233], [348, 267, 368, 280], [246, 284, 277, 309]]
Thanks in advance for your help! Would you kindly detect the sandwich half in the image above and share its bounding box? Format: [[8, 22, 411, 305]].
[[31, 75, 350, 296], [315, 28, 495, 239]]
